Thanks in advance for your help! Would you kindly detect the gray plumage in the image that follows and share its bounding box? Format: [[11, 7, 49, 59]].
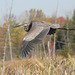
[[19, 20, 59, 58]]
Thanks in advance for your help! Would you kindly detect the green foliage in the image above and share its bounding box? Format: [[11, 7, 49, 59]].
[[60, 46, 71, 58], [29, 9, 36, 21], [69, 9, 75, 51], [10, 21, 25, 55], [56, 9, 75, 53], [27, 9, 46, 22]]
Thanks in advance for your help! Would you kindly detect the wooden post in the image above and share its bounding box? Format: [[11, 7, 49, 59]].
[[42, 41, 46, 57], [34, 47, 37, 57], [48, 41, 51, 57], [37, 44, 39, 57], [53, 33, 56, 59], [49, 35, 51, 57], [40, 44, 42, 58]]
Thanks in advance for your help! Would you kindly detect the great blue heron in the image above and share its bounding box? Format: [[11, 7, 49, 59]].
[[15, 20, 75, 58]]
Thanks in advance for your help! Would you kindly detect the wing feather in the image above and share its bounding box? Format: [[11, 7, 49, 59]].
[[20, 25, 50, 57], [23, 26, 44, 41]]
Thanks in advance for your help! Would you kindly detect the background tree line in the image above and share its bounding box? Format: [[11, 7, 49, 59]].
[[0, 9, 75, 59]]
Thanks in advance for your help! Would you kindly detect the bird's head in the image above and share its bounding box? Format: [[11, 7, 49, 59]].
[[24, 23, 30, 32], [14, 23, 30, 32]]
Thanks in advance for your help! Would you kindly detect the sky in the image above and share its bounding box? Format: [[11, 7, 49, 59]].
[[0, 0, 75, 24]]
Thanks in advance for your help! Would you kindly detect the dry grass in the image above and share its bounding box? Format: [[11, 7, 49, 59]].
[[0, 55, 75, 75]]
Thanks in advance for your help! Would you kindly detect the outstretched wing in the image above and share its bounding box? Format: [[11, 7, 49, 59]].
[[20, 25, 50, 58], [48, 24, 60, 35]]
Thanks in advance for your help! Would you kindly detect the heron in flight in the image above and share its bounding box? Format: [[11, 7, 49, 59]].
[[15, 20, 75, 58]]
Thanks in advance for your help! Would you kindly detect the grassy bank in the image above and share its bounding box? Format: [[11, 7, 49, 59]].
[[0, 55, 75, 75]]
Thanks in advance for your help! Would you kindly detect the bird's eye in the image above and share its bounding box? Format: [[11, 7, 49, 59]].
[[24, 26, 28, 31]]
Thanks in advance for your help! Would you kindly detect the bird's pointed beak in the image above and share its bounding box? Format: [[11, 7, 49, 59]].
[[14, 23, 28, 28]]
